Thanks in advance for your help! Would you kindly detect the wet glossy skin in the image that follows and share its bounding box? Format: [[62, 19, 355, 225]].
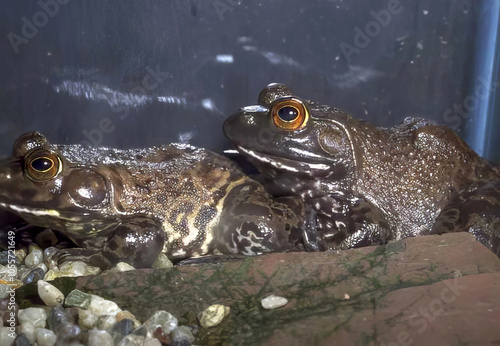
[[0, 132, 317, 268], [224, 84, 500, 254]]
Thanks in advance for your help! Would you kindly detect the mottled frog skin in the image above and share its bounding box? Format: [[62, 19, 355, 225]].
[[224, 84, 500, 255], [0, 131, 317, 268]]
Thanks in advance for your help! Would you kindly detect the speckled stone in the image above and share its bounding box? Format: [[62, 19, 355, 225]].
[[37, 280, 64, 306], [198, 305, 230, 328], [65, 289, 92, 309], [35, 328, 56, 346], [261, 295, 288, 309], [87, 329, 114, 346], [18, 307, 47, 328]]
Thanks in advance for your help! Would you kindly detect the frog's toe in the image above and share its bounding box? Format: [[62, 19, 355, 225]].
[[53, 248, 113, 270]]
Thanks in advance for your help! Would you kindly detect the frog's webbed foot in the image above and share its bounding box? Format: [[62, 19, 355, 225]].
[[52, 247, 113, 270], [431, 182, 500, 256]]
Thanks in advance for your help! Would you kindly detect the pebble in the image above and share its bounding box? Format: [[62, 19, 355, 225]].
[[198, 305, 230, 328], [144, 338, 162, 346], [65, 290, 92, 309], [47, 306, 81, 340], [59, 261, 101, 277], [0, 326, 15, 346], [116, 311, 141, 329], [16, 322, 35, 344], [171, 325, 195, 346], [152, 254, 173, 269], [111, 318, 135, 343], [144, 310, 178, 336], [21, 267, 46, 285], [35, 328, 57, 346], [87, 329, 114, 346], [117, 334, 145, 346], [37, 280, 64, 306], [77, 294, 122, 330], [42, 248, 59, 270], [18, 307, 47, 328], [110, 262, 135, 273], [14, 333, 30, 346], [261, 295, 288, 309], [25, 249, 43, 268]]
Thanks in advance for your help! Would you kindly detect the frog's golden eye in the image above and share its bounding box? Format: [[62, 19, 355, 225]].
[[25, 151, 61, 182], [271, 97, 309, 131]]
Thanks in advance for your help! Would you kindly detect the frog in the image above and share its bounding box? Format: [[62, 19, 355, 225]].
[[0, 131, 318, 269], [224, 83, 500, 255]]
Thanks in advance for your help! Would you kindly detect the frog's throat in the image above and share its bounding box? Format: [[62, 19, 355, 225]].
[[0, 202, 85, 222], [236, 146, 331, 174]]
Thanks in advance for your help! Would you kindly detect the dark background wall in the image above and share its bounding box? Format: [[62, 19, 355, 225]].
[[0, 0, 498, 161]]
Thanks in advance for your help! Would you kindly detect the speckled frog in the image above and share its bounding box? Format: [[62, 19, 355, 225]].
[[224, 83, 500, 255], [0, 131, 318, 268]]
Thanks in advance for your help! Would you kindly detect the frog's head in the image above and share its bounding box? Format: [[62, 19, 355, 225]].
[[224, 84, 360, 188], [0, 132, 117, 241]]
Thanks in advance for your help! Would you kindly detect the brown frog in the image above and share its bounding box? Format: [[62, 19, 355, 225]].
[[224, 83, 500, 255], [0, 131, 318, 268]]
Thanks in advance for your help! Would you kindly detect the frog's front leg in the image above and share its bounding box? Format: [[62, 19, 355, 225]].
[[54, 218, 165, 269], [431, 182, 500, 256], [216, 182, 318, 255]]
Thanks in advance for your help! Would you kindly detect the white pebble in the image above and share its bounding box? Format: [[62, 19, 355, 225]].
[[35, 328, 57, 346], [25, 249, 43, 268], [0, 326, 16, 346], [199, 304, 230, 328], [261, 295, 288, 309], [18, 307, 47, 328], [78, 295, 122, 330], [87, 329, 114, 346], [118, 334, 145, 346], [37, 280, 64, 306], [144, 338, 162, 346], [110, 262, 135, 272], [17, 321, 35, 344], [59, 261, 101, 276]]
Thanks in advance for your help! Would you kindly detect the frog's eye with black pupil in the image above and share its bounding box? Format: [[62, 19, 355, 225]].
[[272, 97, 309, 130], [25, 151, 61, 182]]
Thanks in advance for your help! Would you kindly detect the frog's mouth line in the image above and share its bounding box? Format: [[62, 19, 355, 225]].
[[236, 146, 332, 174], [0, 202, 87, 222]]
